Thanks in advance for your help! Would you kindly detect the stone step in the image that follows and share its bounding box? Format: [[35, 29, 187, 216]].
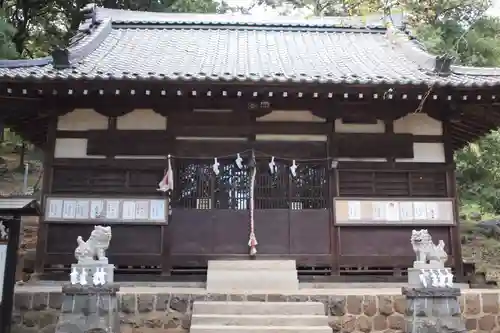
[[208, 260, 297, 271], [207, 271, 299, 291], [207, 271, 298, 279], [189, 325, 332, 333], [192, 301, 325, 315], [191, 314, 329, 326]]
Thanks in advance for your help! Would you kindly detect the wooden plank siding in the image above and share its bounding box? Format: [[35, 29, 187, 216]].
[[35, 105, 460, 281]]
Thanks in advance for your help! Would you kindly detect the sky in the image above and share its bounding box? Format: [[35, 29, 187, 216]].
[[489, 0, 500, 16], [225, 0, 500, 17]]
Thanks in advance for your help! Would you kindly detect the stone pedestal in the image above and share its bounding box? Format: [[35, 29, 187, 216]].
[[54, 284, 121, 333], [402, 287, 466, 333], [407, 266, 453, 288], [72, 262, 115, 283]]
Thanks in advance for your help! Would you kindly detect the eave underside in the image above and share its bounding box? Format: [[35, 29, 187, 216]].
[[0, 80, 498, 150]]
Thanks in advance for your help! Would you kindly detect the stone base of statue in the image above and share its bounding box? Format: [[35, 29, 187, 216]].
[[402, 287, 466, 333], [407, 266, 451, 287], [71, 261, 115, 284], [54, 283, 121, 333]]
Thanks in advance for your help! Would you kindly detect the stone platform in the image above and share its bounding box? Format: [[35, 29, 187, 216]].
[[10, 282, 500, 333], [206, 260, 299, 292]]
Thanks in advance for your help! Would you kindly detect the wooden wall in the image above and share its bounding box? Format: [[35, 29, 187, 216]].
[[36, 104, 460, 278]]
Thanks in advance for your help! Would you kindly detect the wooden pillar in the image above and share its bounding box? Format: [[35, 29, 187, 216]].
[[1, 215, 21, 333], [443, 118, 464, 280], [329, 118, 340, 276], [34, 112, 57, 276]]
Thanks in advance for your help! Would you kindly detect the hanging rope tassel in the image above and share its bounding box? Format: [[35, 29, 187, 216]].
[[249, 232, 258, 256], [248, 157, 258, 256]]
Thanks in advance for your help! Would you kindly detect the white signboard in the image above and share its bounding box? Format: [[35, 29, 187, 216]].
[[135, 201, 149, 220], [47, 199, 63, 219], [0, 244, 7, 302], [105, 200, 120, 220], [90, 200, 104, 219], [75, 200, 90, 220], [334, 199, 454, 225], [425, 202, 439, 220], [62, 200, 77, 219], [150, 200, 166, 221], [347, 201, 361, 220], [385, 201, 400, 221], [45, 197, 168, 223], [399, 202, 414, 221], [122, 201, 136, 220], [413, 202, 427, 220], [372, 202, 386, 220]]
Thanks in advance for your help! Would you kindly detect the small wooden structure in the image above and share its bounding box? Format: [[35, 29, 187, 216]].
[[1, 7, 500, 280], [0, 197, 40, 333]]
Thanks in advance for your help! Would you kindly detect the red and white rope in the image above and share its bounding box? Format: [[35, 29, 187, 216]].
[[248, 164, 258, 256]]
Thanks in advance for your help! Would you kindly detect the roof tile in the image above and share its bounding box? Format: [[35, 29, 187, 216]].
[[0, 7, 499, 87]]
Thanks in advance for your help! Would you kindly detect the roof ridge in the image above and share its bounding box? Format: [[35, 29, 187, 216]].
[[95, 6, 388, 30]]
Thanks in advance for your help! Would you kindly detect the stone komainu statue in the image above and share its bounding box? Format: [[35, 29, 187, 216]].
[[74, 225, 112, 264], [410, 229, 448, 266]]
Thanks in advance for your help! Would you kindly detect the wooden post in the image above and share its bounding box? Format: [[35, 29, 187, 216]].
[[0, 215, 21, 333]]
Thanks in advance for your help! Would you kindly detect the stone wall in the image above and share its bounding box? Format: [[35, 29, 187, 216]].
[[10, 290, 500, 333]]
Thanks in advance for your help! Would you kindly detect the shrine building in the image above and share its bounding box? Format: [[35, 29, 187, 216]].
[[0, 6, 499, 281]]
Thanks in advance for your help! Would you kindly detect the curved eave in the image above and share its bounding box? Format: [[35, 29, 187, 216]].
[[0, 18, 112, 69], [387, 27, 500, 81], [1, 74, 500, 89], [450, 106, 500, 150]]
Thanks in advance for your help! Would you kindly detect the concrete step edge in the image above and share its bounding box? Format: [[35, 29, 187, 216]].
[[190, 325, 331, 329], [193, 301, 324, 305], [192, 314, 328, 318]]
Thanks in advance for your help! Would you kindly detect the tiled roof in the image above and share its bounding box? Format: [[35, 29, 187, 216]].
[[1, 6, 500, 87]]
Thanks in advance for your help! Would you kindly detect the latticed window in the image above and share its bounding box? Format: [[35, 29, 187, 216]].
[[173, 160, 212, 209], [290, 162, 328, 209], [173, 159, 328, 210], [255, 160, 289, 209], [173, 159, 250, 210], [255, 160, 328, 209]]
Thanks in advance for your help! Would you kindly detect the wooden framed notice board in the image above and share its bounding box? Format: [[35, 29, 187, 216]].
[[334, 198, 454, 225]]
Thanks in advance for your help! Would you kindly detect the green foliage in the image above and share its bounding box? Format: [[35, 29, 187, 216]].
[[456, 131, 500, 218], [0, 10, 18, 59], [0, 0, 235, 60], [415, 17, 500, 67]]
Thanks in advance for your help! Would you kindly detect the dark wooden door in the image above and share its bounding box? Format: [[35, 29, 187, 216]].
[[169, 158, 331, 268]]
